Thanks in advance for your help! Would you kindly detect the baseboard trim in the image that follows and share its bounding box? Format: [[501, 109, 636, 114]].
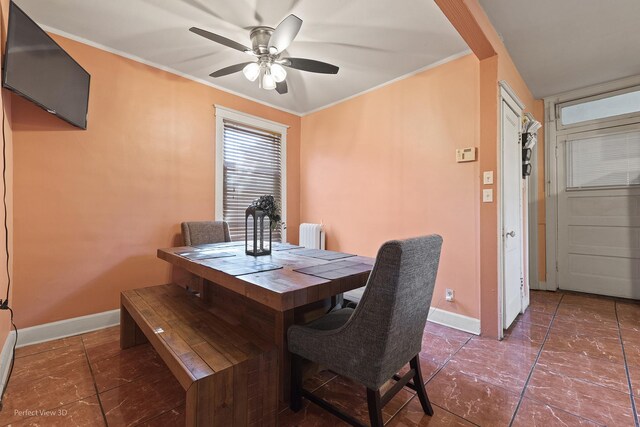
[[12, 306, 478, 349], [428, 307, 480, 335], [0, 330, 16, 398], [16, 309, 120, 348]]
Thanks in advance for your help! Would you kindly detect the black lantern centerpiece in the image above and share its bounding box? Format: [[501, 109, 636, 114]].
[[245, 195, 282, 256]]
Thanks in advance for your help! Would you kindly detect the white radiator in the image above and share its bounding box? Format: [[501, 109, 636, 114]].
[[299, 223, 325, 249]]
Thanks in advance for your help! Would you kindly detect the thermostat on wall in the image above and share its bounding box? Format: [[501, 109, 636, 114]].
[[456, 147, 477, 163]]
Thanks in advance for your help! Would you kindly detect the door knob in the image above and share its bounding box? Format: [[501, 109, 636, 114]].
[[506, 231, 516, 238]]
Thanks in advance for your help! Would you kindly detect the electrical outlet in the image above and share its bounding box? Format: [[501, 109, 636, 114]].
[[445, 288, 454, 302]]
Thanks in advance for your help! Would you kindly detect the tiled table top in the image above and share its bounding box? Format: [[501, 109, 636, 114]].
[[157, 243, 375, 311]]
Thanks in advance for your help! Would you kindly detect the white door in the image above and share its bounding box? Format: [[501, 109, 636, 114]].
[[557, 124, 640, 298], [502, 98, 523, 329]]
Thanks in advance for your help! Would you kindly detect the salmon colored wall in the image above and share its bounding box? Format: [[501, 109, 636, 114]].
[[12, 34, 301, 328], [0, 0, 14, 348], [477, 55, 499, 335], [300, 54, 481, 319], [477, 0, 543, 335], [467, 0, 546, 285], [7, 0, 545, 337], [465, 1, 534, 107], [439, 0, 543, 336]]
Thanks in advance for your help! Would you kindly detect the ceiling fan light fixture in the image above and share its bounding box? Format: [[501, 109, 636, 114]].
[[261, 69, 277, 90], [270, 63, 287, 83], [192, 14, 339, 95], [242, 62, 261, 82]]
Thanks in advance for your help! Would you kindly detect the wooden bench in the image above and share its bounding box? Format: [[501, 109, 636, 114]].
[[120, 284, 278, 426]]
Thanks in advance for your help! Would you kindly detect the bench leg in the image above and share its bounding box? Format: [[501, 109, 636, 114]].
[[186, 375, 229, 427], [120, 304, 147, 349], [185, 383, 203, 427]]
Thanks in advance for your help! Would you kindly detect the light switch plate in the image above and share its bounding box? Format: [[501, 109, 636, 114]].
[[483, 171, 494, 185], [483, 189, 493, 203]]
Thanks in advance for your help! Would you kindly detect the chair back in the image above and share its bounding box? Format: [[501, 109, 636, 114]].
[[349, 235, 442, 386], [181, 221, 231, 246]]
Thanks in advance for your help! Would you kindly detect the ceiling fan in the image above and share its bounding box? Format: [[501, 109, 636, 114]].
[[189, 14, 339, 94]]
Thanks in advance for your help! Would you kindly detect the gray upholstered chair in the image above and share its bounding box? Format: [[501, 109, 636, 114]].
[[180, 221, 232, 294], [288, 235, 443, 427], [181, 221, 231, 246]]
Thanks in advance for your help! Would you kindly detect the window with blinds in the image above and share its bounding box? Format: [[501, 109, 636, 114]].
[[566, 129, 640, 189], [222, 119, 283, 242]]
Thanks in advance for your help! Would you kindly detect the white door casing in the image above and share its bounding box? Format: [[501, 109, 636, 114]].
[[499, 83, 525, 332]]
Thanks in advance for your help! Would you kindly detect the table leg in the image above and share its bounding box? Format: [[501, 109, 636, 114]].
[[275, 309, 294, 403], [200, 279, 333, 405], [200, 277, 212, 304]]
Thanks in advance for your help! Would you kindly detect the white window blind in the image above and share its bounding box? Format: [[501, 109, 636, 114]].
[[222, 119, 282, 242], [566, 130, 640, 189]]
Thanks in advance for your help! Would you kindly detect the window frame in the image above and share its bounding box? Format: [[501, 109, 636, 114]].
[[214, 105, 288, 242], [556, 85, 640, 131]]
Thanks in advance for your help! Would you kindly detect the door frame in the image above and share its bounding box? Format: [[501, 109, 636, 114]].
[[497, 81, 526, 337], [526, 112, 540, 292], [544, 75, 640, 290]]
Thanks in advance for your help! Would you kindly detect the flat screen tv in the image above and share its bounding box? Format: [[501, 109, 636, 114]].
[[2, 1, 90, 129]]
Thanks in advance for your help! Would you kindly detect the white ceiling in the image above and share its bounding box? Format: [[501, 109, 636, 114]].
[[15, 0, 469, 115], [480, 0, 640, 98]]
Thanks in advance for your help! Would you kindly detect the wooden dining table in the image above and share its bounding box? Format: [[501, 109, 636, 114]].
[[157, 241, 374, 403]]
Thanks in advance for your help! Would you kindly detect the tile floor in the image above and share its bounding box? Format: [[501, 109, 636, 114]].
[[0, 290, 639, 426]]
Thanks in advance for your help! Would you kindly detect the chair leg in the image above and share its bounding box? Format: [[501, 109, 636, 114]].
[[366, 388, 384, 427], [290, 353, 303, 412], [410, 355, 434, 416]]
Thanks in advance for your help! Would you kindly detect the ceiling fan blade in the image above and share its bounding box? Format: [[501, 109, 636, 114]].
[[189, 27, 252, 54], [280, 58, 339, 74], [275, 80, 288, 94], [267, 14, 302, 54], [210, 62, 254, 78]]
